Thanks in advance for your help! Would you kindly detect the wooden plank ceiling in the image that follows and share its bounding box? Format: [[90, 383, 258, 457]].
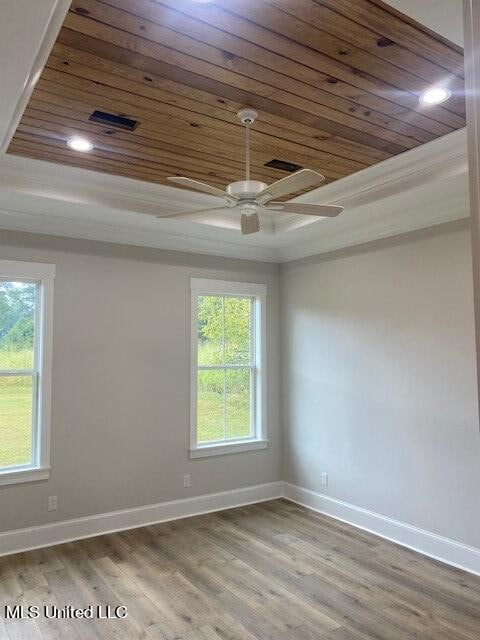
[[8, 0, 465, 196]]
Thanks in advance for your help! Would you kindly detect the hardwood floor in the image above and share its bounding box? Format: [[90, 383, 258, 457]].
[[1, 499, 479, 639]]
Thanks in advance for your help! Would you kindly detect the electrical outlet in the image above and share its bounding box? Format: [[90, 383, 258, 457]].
[[47, 496, 58, 512], [183, 474, 191, 488], [321, 472, 328, 487]]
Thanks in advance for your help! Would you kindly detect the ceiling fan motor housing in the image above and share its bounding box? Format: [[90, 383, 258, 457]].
[[227, 180, 268, 200]]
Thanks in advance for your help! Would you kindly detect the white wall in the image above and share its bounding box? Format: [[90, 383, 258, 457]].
[[281, 224, 480, 549], [384, 0, 463, 45], [0, 231, 281, 532]]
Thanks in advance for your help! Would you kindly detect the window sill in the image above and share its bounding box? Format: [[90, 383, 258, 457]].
[[190, 439, 269, 459], [0, 466, 50, 486]]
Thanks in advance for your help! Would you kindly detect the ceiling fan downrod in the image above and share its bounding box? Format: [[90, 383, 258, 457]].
[[163, 107, 342, 235], [237, 108, 258, 182]]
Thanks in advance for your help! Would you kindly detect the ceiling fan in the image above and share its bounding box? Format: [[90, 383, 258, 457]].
[[158, 109, 344, 234]]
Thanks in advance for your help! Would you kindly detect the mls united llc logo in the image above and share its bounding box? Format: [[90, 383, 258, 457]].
[[3, 605, 128, 620]]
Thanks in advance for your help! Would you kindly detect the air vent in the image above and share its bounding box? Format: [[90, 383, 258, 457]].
[[264, 159, 302, 173], [88, 110, 139, 131]]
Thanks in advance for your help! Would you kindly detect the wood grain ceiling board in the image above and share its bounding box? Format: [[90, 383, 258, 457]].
[[7, 0, 465, 196]]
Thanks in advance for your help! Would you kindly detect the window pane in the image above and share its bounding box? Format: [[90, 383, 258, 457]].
[[197, 369, 224, 442], [224, 297, 252, 365], [226, 368, 252, 439], [0, 375, 33, 468], [0, 281, 36, 370], [197, 296, 224, 366]]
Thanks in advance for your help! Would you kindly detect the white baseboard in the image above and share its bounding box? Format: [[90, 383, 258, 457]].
[[0, 481, 283, 557], [2, 480, 479, 577], [284, 483, 480, 576]]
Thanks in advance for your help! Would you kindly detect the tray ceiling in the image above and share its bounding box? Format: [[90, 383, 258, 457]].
[[7, 0, 465, 195]]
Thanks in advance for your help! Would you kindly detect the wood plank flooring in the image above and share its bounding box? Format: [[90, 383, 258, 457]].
[[1, 499, 479, 639]]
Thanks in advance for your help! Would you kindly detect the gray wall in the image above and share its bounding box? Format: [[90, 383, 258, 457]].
[[281, 224, 480, 549], [0, 231, 281, 532], [2, 222, 480, 549]]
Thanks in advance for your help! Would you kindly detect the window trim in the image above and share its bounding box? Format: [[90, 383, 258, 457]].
[[190, 278, 267, 458], [0, 259, 55, 486]]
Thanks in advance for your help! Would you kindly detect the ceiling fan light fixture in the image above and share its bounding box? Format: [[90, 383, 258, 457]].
[[67, 136, 93, 152], [164, 110, 341, 235], [419, 86, 451, 105]]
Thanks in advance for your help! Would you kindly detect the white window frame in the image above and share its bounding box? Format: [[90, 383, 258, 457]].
[[190, 278, 268, 458], [0, 259, 55, 486]]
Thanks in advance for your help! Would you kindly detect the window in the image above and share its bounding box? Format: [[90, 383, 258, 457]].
[[0, 260, 54, 485], [190, 279, 267, 458]]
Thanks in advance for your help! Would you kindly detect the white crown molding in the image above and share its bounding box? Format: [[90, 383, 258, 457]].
[[314, 128, 467, 209], [1, 129, 467, 229], [278, 176, 469, 262], [0, 154, 221, 214], [277, 128, 467, 234], [0, 130, 469, 262], [0, 205, 278, 263], [0, 0, 469, 262], [284, 483, 480, 576], [277, 129, 469, 260], [0, 482, 283, 557]]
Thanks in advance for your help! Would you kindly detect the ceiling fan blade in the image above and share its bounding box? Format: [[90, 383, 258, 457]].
[[258, 169, 325, 202], [167, 176, 230, 199], [156, 206, 234, 219], [265, 202, 344, 217], [240, 213, 260, 234]]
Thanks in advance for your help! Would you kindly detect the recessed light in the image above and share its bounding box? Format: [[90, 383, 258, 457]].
[[67, 136, 93, 152], [419, 86, 451, 106]]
